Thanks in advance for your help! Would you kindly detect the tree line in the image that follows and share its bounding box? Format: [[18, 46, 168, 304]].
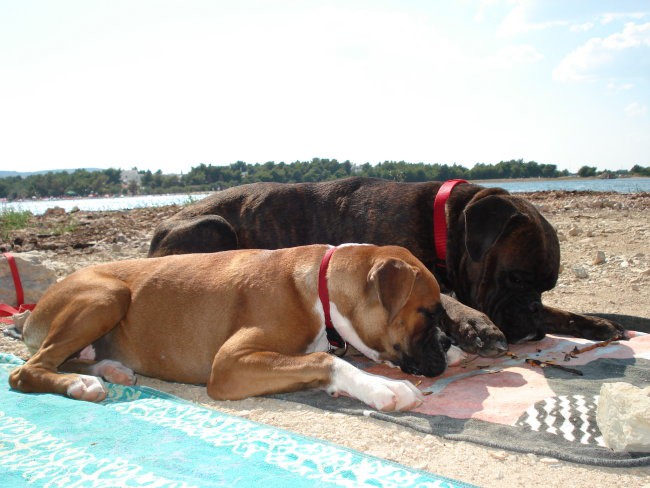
[[1, 159, 648, 199]]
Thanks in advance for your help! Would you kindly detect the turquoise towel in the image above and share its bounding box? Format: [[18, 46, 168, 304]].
[[0, 354, 474, 487]]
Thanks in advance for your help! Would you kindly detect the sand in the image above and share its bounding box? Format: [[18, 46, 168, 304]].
[[1, 190, 649, 487]]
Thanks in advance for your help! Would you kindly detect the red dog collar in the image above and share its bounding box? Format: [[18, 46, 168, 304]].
[[318, 247, 347, 353], [433, 179, 467, 269]]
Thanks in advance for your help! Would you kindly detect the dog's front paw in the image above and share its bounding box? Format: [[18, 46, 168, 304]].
[[327, 358, 424, 412], [454, 317, 509, 357], [365, 378, 424, 411], [67, 375, 107, 402], [577, 315, 628, 341], [440, 295, 508, 357]]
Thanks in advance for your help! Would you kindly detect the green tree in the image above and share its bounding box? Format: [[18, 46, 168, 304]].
[[578, 166, 597, 177]]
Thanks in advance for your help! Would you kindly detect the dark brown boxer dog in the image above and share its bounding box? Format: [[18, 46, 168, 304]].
[[148, 177, 625, 351]]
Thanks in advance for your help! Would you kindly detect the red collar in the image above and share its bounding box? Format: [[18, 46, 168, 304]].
[[433, 179, 467, 269], [318, 247, 347, 353]]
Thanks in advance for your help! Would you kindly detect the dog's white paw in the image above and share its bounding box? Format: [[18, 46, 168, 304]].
[[90, 360, 136, 385], [66, 374, 107, 402], [365, 377, 424, 411], [326, 357, 424, 412]]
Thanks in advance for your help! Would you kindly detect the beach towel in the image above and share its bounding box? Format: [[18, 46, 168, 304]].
[[277, 321, 650, 468], [0, 353, 475, 488]]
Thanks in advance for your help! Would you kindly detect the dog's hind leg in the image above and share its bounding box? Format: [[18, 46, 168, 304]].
[[59, 358, 136, 386], [148, 215, 238, 257], [9, 272, 131, 402]]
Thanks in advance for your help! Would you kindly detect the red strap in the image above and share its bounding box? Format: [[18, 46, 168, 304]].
[[1, 252, 37, 317], [433, 179, 467, 267], [4, 252, 24, 306], [318, 246, 345, 349], [0, 303, 35, 317]]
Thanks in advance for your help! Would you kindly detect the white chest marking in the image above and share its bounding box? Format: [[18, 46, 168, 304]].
[[311, 298, 381, 362], [306, 300, 330, 353], [329, 303, 381, 362]]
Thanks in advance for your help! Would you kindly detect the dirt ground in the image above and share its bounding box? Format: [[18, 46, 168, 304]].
[[1, 190, 650, 487]]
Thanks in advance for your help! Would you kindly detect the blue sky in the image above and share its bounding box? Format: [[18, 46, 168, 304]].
[[1, 0, 648, 174]]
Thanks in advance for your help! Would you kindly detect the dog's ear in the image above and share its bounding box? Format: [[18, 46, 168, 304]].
[[464, 196, 529, 262], [368, 258, 418, 324]]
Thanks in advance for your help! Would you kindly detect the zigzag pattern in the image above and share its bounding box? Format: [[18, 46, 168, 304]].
[[516, 394, 605, 447]]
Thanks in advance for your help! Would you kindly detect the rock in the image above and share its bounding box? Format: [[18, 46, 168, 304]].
[[593, 251, 606, 265], [597, 382, 650, 452], [43, 206, 66, 217], [489, 451, 508, 460], [557, 232, 567, 242], [568, 226, 582, 237], [539, 457, 560, 465], [572, 266, 589, 279], [0, 252, 58, 306]]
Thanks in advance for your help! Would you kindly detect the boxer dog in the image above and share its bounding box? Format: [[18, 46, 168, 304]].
[[148, 177, 626, 349], [10, 244, 453, 411]]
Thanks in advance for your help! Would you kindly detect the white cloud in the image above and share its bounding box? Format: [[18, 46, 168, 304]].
[[553, 22, 650, 82], [607, 82, 635, 91], [482, 44, 544, 68], [497, 2, 568, 38], [625, 101, 647, 118], [570, 22, 594, 33], [600, 12, 647, 25]]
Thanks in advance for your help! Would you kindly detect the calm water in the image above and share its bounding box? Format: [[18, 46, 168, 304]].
[[2, 178, 648, 216]]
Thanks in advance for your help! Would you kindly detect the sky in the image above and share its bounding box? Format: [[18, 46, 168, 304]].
[[0, 0, 649, 175]]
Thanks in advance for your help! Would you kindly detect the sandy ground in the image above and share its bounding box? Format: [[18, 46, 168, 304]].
[[1, 190, 650, 487]]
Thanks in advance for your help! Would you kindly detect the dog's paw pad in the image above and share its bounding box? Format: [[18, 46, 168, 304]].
[[67, 375, 107, 402], [91, 360, 136, 385]]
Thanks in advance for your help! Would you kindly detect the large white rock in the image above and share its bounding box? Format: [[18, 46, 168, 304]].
[[0, 252, 58, 306], [597, 382, 650, 452]]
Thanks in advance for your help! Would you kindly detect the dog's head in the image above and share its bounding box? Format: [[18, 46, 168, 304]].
[[349, 246, 451, 377], [451, 193, 560, 343]]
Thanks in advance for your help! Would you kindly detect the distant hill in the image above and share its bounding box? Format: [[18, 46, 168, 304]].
[[0, 168, 104, 178]]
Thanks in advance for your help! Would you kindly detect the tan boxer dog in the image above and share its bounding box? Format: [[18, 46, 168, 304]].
[[9, 244, 453, 411]]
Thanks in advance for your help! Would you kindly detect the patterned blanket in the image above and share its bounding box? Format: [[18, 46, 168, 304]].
[[0, 354, 474, 488], [279, 329, 650, 467]]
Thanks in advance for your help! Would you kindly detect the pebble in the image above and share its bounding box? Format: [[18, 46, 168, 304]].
[[568, 226, 582, 236], [593, 251, 606, 265], [573, 266, 589, 279], [540, 457, 560, 464], [489, 450, 508, 460]]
